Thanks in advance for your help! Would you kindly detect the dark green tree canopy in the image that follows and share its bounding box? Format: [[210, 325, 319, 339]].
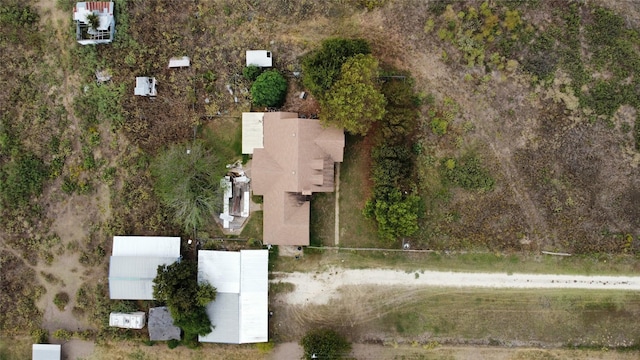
[[153, 260, 217, 337], [151, 141, 224, 232], [243, 65, 263, 81], [301, 38, 371, 98], [320, 54, 386, 135], [250, 70, 288, 107], [300, 328, 351, 360]]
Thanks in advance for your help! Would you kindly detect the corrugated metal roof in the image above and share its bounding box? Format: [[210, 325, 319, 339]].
[[246, 50, 273, 67], [198, 250, 268, 344], [112, 236, 180, 257], [198, 251, 240, 293], [200, 293, 240, 343], [32, 344, 61, 360], [109, 256, 178, 300], [242, 112, 264, 154]]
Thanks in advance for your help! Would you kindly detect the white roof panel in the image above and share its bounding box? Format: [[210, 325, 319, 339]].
[[198, 251, 240, 293], [197, 250, 268, 343], [242, 112, 264, 154], [112, 236, 180, 257], [32, 344, 61, 360], [199, 293, 240, 343], [240, 250, 269, 293], [168, 56, 190, 68], [109, 256, 178, 300], [246, 50, 273, 67]]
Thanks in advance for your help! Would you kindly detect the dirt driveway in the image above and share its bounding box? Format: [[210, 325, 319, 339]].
[[273, 267, 640, 306]]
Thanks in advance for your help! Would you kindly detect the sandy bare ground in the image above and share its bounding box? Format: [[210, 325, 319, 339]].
[[273, 267, 640, 306]]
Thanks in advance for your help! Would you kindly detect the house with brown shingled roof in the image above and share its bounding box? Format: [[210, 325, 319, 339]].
[[244, 112, 344, 246]]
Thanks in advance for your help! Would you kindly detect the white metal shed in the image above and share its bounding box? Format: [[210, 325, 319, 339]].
[[197, 250, 268, 344], [246, 50, 273, 67], [32, 344, 61, 360]]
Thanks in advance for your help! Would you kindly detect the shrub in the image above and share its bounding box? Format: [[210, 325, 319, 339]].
[[300, 329, 351, 360], [203, 70, 217, 93], [0, 152, 47, 209], [256, 341, 275, 353], [167, 339, 180, 349], [243, 65, 262, 81], [53, 329, 72, 341], [31, 328, 49, 343], [250, 70, 287, 107], [53, 292, 70, 311], [301, 38, 371, 98], [441, 154, 494, 191]]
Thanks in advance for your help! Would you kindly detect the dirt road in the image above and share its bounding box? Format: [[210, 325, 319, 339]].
[[273, 268, 640, 306]]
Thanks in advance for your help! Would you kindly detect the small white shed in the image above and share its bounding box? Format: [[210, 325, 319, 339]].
[[246, 50, 272, 67], [168, 56, 191, 68], [134, 77, 157, 96], [109, 312, 146, 329], [32, 344, 61, 360]]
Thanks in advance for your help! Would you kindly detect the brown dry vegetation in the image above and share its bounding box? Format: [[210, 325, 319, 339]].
[[2, 0, 640, 356]]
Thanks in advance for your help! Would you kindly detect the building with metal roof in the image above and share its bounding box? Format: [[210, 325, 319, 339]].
[[197, 250, 268, 344], [246, 50, 273, 67], [32, 344, 61, 360], [108, 236, 181, 300]]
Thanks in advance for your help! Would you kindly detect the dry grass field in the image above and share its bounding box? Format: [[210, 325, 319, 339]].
[[3, 0, 640, 357]]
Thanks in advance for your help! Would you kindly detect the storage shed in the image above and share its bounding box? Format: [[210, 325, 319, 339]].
[[246, 50, 273, 67], [197, 250, 268, 344]]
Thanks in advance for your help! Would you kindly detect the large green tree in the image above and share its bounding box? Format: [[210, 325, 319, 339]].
[[320, 54, 386, 135], [301, 38, 371, 98], [153, 260, 217, 338], [151, 141, 224, 232], [300, 328, 351, 360], [250, 70, 288, 107]]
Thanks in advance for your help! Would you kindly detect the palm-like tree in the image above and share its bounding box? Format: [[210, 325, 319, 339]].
[[86, 13, 100, 30]]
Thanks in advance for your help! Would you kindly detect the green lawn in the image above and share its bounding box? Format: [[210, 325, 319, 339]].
[[310, 192, 335, 246], [372, 287, 640, 347], [337, 135, 385, 248]]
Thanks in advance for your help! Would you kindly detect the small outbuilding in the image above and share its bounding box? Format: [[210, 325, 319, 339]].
[[168, 56, 191, 68], [32, 344, 61, 360], [108, 236, 181, 300], [73, 2, 115, 45], [134, 77, 157, 96], [246, 50, 272, 68], [198, 250, 268, 344], [148, 306, 181, 341], [109, 312, 146, 329]]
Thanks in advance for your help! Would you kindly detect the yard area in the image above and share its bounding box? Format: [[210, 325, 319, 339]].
[[270, 277, 640, 349], [3, 0, 640, 358]]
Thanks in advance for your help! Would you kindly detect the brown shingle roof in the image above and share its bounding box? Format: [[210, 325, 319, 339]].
[[251, 112, 344, 246]]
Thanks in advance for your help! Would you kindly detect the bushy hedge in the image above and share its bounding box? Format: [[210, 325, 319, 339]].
[[250, 70, 287, 107], [301, 38, 370, 98]]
